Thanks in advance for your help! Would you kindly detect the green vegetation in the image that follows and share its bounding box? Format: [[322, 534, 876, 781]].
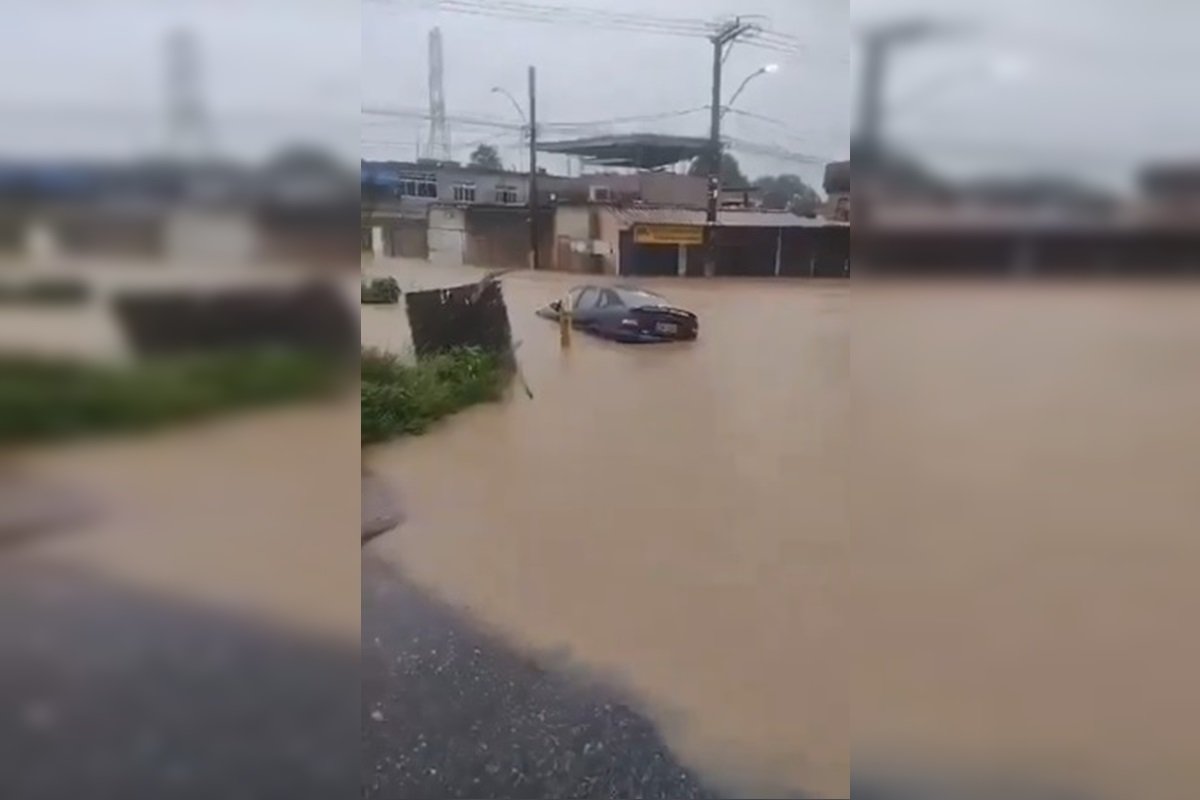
[[361, 277, 402, 305], [361, 347, 508, 443], [0, 349, 346, 444], [0, 278, 90, 305]]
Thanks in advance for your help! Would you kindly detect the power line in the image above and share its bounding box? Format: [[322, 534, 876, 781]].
[[363, 106, 525, 131], [723, 136, 829, 165], [362, 104, 712, 132], [370, 0, 814, 49], [381, 0, 714, 39], [540, 106, 711, 131], [440, 0, 714, 32], [367, 0, 820, 63]]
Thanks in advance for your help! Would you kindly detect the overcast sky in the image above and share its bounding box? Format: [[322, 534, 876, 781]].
[[362, 0, 850, 190], [0, 0, 358, 163], [854, 0, 1200, 189], [4, 0, 1195, 192]]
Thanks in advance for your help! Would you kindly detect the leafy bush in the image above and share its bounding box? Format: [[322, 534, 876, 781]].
[[0, 349, 346, 444], [361, 347, 507, 443], [361, 277, 401, 305]]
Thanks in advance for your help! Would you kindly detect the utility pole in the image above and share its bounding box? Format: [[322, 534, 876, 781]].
[[528, 65, 540, 271], [856, 19, 957, 245], [703, 18, 757, 277], [858, 19, 956, 158]]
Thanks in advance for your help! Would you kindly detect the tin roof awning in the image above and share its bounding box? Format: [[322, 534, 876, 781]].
[[537, 134, 711, 169]]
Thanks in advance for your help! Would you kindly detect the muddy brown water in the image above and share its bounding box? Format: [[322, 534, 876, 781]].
[[853, 283, 1200, 800], [3, 264, 361, 643], [367, 264, 1200, 799], [363, 259, 849, 797]]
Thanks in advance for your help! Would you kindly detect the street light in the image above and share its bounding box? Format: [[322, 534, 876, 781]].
[[724, 63, 779, 116], [490, 86, 529, 170], [490, 86, 527, 125]]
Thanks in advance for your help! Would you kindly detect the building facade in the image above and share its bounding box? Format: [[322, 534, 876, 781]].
[[362, 160, 531, 208], [824, 160, 850, 223]]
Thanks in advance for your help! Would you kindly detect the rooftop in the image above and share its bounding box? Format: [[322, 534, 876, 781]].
[[609, 205, 848, 228], [536, 134, 711, 169]]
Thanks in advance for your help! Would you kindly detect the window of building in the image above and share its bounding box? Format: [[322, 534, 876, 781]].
[[452, 183, 476, 203], [398, 172, 437, 198], [495, 184, 520, 204]]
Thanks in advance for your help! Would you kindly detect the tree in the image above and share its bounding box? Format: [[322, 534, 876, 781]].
[[688, 152, 749, 188], [753, 174, 824, 216], [469, 144, 504, 171]]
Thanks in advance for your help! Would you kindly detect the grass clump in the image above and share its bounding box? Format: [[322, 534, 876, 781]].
[[361, 347, 507, 443], [361, 277, 401, 305], [0, 349, 346, 445]]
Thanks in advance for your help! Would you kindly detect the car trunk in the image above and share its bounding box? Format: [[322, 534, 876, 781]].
[[630, 306, 698, 339]]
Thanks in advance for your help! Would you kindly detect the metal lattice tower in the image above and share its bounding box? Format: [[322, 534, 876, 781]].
[[426, 27, 452, 161], [165, 28, 213, 161]]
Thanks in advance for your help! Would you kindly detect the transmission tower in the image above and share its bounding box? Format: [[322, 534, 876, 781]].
[[426, 27, 452, 161], [164, 27, 213, 162]]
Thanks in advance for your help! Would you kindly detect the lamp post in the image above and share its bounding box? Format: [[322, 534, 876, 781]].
[[490, 86, 528, 171], [724, 63, 779, 118], [490, 86, 527, 125], [491, 76, 540, 273]]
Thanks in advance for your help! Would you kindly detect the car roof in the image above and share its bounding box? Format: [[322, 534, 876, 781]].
[[570, 284, 663, 296]]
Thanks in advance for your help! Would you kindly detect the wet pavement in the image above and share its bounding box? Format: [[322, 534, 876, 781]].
[[0, 474, 98, 550], [0, 559, 358, 800], [362, 553, 735, 799]]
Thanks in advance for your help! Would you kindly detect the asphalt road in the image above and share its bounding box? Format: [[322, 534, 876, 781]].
[[362, 553, 727, 799], [0, 560, 358, 800]]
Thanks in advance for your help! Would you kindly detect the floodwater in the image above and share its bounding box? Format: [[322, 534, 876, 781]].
[[2, 262, 361, 642], [853, 283, 1200, 800], [362, 259, 849, 797], [367, 263, 1200, 799]]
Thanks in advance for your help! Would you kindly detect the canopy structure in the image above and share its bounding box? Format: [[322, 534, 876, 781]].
[[536, 134, 711, 170]]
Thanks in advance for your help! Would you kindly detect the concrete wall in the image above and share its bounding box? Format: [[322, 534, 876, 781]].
[[826, 192, 850, 222], [550, 173, 704, 207], [640, 173, 706, 206], [552, 205, 611, 273], [595, 208, 622, 275], [436, 170, 528, 206], [463, 207, 553, 270], [428, 205, 466, 265], [369, 165, 530, 209]]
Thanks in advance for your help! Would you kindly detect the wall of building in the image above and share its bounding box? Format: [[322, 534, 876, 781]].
[[552, 205, 593, 273], [367, 163, 531, 209], [436, 170, 528, 206], [640, 173, 707, 206], [826, 193, 850, 222], [463, 206, 553, 270], [428, 205, 466, 265], [861, 229, 1200, 275], [548, 172, 705, 207], [595, 208, 622, 274]]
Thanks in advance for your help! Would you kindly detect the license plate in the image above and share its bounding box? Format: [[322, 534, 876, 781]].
[[654, 322, 679, 335]]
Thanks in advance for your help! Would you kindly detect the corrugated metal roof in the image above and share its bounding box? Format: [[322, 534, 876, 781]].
[[609, 206, 848, 229]]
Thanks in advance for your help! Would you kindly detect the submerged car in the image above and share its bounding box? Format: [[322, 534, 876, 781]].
[[536, 284, 699, 343]]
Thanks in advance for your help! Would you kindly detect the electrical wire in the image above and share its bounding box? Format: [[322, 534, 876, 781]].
[[439, 0, 715, 33], [370, 0, 812, 49]]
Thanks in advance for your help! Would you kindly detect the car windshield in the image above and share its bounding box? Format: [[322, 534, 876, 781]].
[[614, 288, 666, 308]]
